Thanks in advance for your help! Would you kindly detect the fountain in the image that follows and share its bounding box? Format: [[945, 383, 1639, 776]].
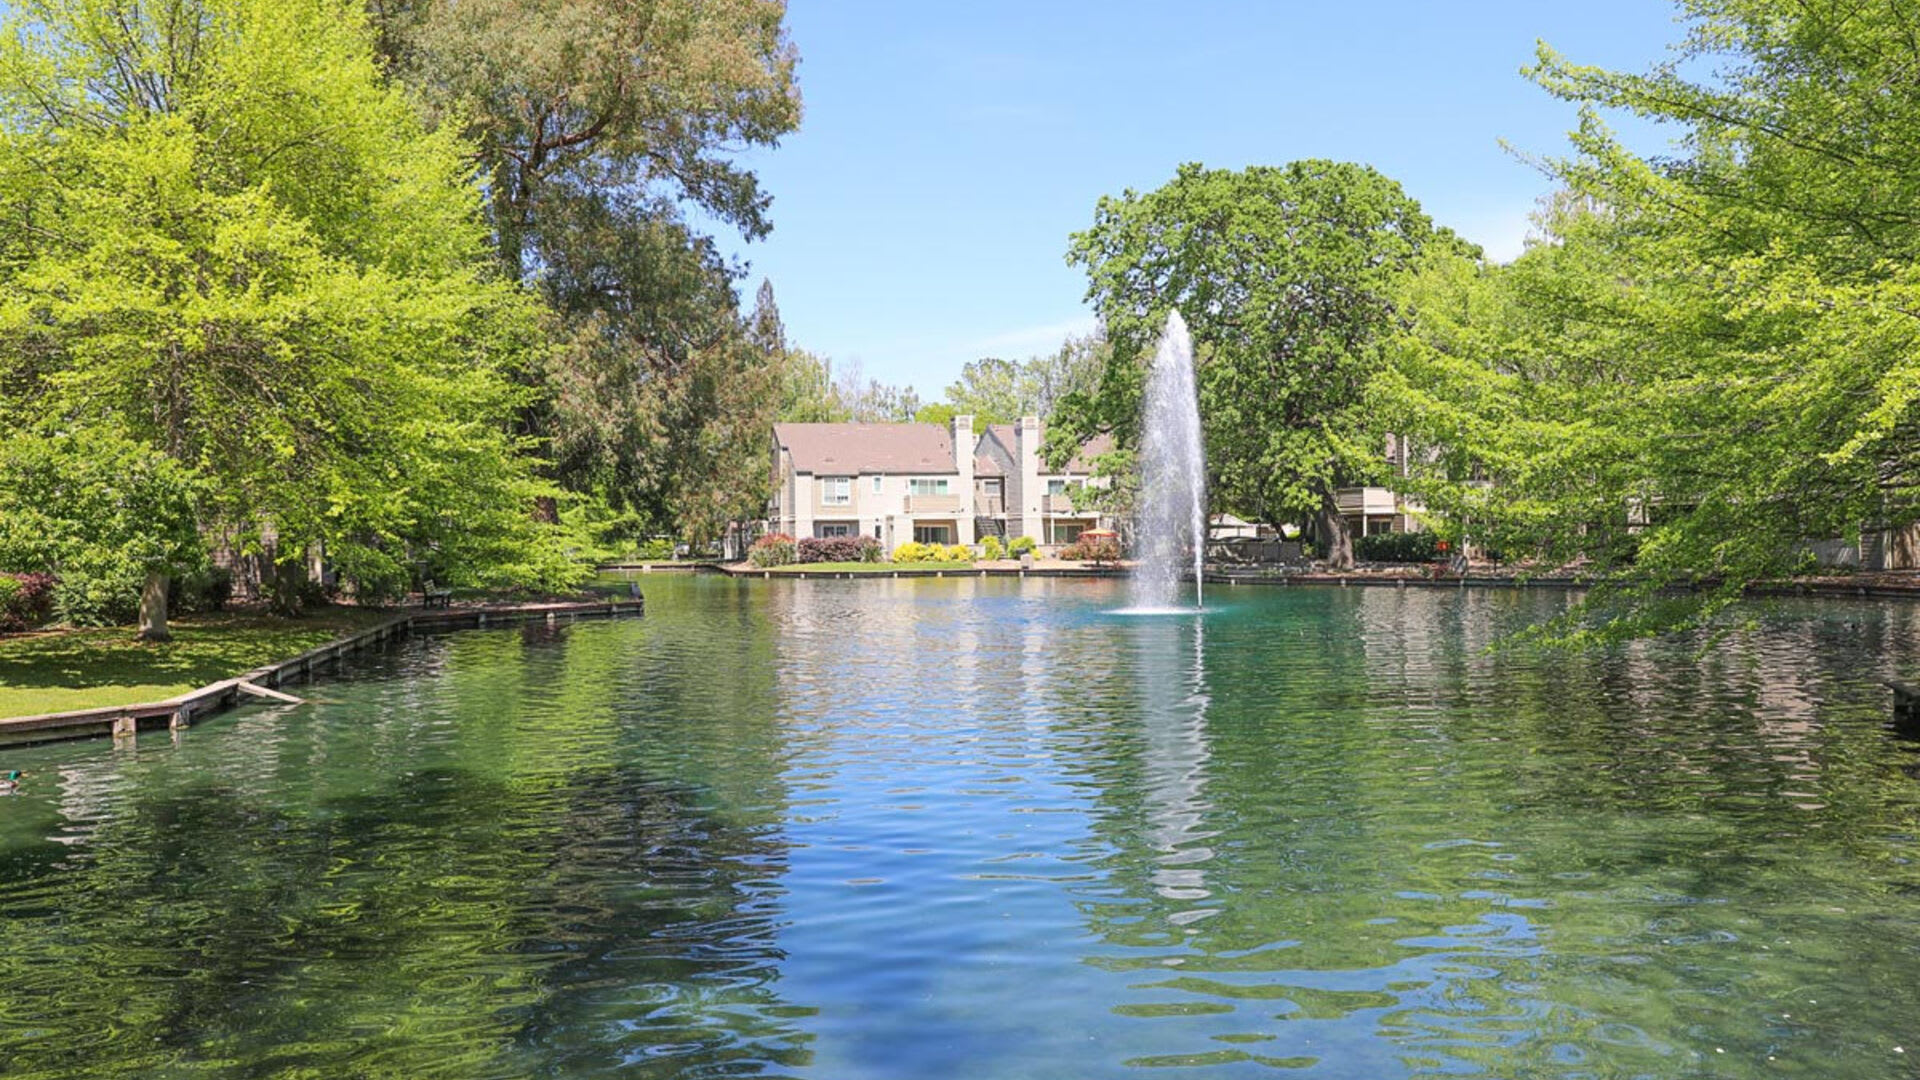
[[1128, 310, 1207, 612]]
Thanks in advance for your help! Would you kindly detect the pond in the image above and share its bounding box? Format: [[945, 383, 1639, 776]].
[[3, 575, 1919, 1078]]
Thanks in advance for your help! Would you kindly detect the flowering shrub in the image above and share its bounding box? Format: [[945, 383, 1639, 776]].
[[892, 541, 971, 563], [797, 536, 882, 563], [979, 536, 1004, 560], [1008, 536, 1037, 557], [1059, 537, 1122, 562], [747, 533, 798, 567], [0, 572, 58, 633]]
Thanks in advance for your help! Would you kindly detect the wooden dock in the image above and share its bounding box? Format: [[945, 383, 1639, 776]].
[[0, 599, 644, 748]]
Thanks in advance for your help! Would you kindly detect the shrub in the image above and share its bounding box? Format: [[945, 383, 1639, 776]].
[[798, 536, 882, 563], [944, 543, 971, 562], [1354, 530, 1441, 563], [1060, 537, 1121, 562], [747, 533, 797, 568], [980, 536, 1004, 560], [1009, 536, 1037, 557], [892, 541, 930, 563], [170, 566, 234, 614], [0, 572, 57, 632], [636, 538, 676, 560]]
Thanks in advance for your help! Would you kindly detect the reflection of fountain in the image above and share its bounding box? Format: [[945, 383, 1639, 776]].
[[1130, 311, 1207, 611], [1135, 618, 1214, 912]]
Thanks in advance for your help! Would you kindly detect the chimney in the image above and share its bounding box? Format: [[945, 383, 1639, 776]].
[[951, 415, 975, 543], [1016, 415, 1041, 543]]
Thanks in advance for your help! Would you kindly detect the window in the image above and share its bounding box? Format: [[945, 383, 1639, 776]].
[[871, 475, 883, 494], [1047, 479, 1068, 496], [981, 478, 1003, 496], [914, 525, 953, 545], [909, 478, 950, 497], [821, 476, 851, 505], [816, 522, 853, 538], [1050, 523, 1085, 545]]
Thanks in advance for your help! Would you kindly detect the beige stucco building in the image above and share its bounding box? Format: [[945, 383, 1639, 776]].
[[768, 416, 1114, 549]]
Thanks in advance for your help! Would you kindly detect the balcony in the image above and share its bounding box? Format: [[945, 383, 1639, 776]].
[[1043, 493, 1082, 514], [904, 493, 960, 513], [1335, 487, 1400, 516], [975, 495, 1005, 517], [813, 496, 856, 515]]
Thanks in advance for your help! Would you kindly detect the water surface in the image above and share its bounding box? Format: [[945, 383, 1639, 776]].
[[3, 576, 1919, 1078]]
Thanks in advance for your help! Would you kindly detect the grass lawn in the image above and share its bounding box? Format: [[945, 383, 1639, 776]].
[[0, 607, 393, 719], [759, 561, 977, 573]]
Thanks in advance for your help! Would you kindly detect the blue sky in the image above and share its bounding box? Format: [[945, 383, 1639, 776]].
[[718, 0, 1688, 397]]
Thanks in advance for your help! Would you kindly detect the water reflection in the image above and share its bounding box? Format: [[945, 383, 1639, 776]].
[[4, 577, 1920, 1078]]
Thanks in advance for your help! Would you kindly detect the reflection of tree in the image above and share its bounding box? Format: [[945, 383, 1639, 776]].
[[1073, 586, 1920, 1077], [0, 576, 808, 1078]]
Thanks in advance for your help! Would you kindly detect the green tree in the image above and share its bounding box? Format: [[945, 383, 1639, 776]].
[[1065, 161, 1462, 568], [0, 0, 575, 615], [1381, 0, 1920, 640], [0, 432, 204, 636], [369, 0, 803, 539], [932, 336, 1109, 426]]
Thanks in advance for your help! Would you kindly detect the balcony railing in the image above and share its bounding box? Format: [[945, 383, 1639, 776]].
[[975, 495, 1005, 516], [904, 493, 960, 513], [1043, 493, 1082, 514], [1335, 487, 1400, 516], [813, 496, 856, 515]]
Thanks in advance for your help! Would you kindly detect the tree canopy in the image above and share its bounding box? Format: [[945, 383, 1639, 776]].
[[0, 0, 575, 623], [1063, 161, 1463, 567], [1379, 0, 1920, 640]]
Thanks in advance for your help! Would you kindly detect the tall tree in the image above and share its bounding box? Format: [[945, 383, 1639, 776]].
[[1382, 0, 1920, 641], [1064, 161, 1462, 567], [0, 0, 572, 622], [368, 0, 802, 538]]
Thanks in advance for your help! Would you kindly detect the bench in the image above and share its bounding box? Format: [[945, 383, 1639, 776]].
[[422, 580, 453, 609]]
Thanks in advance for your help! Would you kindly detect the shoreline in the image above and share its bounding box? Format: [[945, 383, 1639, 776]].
[[622, 560, 1920, 601], [0, 598, 645, 748]]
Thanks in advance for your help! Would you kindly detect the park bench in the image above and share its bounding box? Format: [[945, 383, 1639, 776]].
[[422, 579, 453, 608]]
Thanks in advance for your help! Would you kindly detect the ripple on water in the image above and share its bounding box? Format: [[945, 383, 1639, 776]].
[[2, 577, 1920, 1078]]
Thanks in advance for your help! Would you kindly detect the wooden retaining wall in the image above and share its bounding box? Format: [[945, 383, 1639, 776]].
[[0, 599, 644, 748]]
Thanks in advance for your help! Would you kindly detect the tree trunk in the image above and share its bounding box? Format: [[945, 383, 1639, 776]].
[[1316, 492, 1354, 570], [137, 570, 171, 641]]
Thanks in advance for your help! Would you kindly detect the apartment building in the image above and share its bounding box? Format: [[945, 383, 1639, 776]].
[[768, 415, 1113, 549]]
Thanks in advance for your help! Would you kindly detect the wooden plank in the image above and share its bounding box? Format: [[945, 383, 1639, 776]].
[[237, 681, 305, 704]]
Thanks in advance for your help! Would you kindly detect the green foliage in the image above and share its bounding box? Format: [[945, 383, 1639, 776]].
[[370, 1, 802, 543], [934, 339, 1110, 425], [979, 536, 1005, 560], [1008, 536, 1037, 557], [891, 541, 970, 564], [746, 534, 796, 568], [1353, 531, 1440, 564], [0, 431, 206, 626], [1380, 0, 1920, 640], [0, 0, 583, 607], [635, 538, 678, 561], [1063, 161, 1466, 567]]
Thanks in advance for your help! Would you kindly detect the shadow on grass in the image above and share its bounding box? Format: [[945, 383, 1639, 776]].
[[0, 609, 391, 715]]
